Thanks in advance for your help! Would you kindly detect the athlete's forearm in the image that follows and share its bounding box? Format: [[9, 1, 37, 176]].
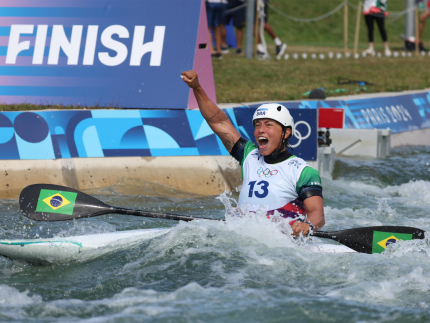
[[193, 86, 229, 125], [303, 196, 325, 230], [182, 70, 240, 151], [306, 210, 325, 230]]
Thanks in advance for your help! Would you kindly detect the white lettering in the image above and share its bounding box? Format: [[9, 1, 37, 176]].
[[386, 106, 397, 123], [33, 25, 48, 64], [366, 109, 378, 125], [130, 26, 165, 66], [361, 109, 371, 125], [395, 105, 408, 121], [379, 107, 391, 124], [83, 26, 99, 65], [371, 108, 384, 124], [397, 104, 412, 121], [6, 25, 34, 64], [98, 25, 129, 66], [6, 24, 166, 66], [48, 25, 83, 65], [390, 106, 402, 122]]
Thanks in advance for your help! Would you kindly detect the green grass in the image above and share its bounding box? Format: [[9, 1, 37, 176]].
[[267, 0, 409, 50], [213, 54, 430, 103]]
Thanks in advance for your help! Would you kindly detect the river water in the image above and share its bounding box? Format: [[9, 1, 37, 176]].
[[0, 146, 430, 322]]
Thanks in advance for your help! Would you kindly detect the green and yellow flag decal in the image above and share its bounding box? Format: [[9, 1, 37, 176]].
[[35, 189, 78, 215], [372, 231, 413, 254]]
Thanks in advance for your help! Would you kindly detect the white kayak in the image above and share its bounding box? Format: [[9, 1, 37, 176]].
[[0, 228, 356, 265]]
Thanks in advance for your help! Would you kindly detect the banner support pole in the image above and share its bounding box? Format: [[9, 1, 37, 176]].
[[246, 0, 256, 58], [415, 6, 420, 56], [344, 1, 349, 54], [354, 1, 362, 54]]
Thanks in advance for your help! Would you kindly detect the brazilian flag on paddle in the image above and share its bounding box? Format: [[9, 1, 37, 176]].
[[372, 231, 413, 254], [35, 189, 78, 215]]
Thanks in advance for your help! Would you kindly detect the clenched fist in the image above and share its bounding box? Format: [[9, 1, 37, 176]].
[[181, 70, 201, 89]]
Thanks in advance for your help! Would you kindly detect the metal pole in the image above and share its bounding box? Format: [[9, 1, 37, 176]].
[[415, 6, 420, 55], [405, 0, 415, 43], [344, 2, 349, 54], [246, 0, 256, 58], [254, 0, 260, 57], [353, 1, 362, 54]]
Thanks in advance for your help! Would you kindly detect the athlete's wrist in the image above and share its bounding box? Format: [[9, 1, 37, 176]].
[[296, 219, 314, 231]]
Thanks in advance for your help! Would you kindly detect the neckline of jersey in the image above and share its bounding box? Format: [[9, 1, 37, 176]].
[[271, 155, 296, 165], [263, 153, 296, 165]]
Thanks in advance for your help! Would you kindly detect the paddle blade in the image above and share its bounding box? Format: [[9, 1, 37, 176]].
[[312, 226, 426, 254], [19, 184, 112, 221]]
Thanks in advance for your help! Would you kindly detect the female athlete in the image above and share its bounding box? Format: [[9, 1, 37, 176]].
[[181, 70, 325, 236]]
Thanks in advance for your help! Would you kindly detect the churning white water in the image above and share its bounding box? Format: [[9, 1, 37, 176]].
[[0, 146, 429, 322]]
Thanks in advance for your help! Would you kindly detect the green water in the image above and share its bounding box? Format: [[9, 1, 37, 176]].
[[0, 146, 430, 322]]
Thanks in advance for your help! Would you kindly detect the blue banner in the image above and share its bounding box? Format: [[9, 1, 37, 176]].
[[0, 107, 317, 161], [247, 91, 430, 134], [0, 0, 205, 109]]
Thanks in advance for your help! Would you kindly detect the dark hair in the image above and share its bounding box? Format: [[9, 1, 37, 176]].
[[283, 126, 293, 152]]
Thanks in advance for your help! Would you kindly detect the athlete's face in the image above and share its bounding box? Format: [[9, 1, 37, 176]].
[[254, 119, 291, 156]]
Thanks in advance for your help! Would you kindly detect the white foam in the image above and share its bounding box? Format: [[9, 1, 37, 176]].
[[324, 178, 390, 198], [384, 180, 430, 206], [0, 285, 41, 306], [326, 266, 430, 305], [55, 220, 116, 238]]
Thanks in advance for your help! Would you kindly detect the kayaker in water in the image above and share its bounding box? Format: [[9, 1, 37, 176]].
[[181, 70, 325, 236]]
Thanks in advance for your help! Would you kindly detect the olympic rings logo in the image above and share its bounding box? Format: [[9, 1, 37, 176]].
[[291, 121, 311, 148], [257, 167, 278, 178]]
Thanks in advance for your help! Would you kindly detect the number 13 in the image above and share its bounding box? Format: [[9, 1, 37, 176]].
[[248, 180, 269, 198]]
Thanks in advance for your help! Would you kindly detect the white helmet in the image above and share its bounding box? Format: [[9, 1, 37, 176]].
[[252, 103, 295, 138]]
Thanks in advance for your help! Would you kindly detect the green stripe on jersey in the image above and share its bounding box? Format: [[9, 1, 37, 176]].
[[240, 141, 258, 179], [296, 166, 322, 194], [240, 141, 258, 166]]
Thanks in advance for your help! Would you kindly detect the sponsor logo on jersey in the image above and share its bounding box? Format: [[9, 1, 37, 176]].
[[372, 231, 413, 254], [288, 159, 302, 169], [35, 189, 78, 215], [257, 167, 278, 178]]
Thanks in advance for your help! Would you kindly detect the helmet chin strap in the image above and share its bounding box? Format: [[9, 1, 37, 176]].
[[269, 127, 287, 159]]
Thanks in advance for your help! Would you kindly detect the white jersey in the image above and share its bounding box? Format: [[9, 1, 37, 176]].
[[239, 150, 308, 210], [237, 142, 321, 221]]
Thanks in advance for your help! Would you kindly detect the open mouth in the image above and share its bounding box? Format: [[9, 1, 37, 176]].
[[258, 136, 269, 150]]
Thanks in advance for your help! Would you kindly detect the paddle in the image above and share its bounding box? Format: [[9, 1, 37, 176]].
[[19, 184, 217, 223], [311, 227, 425, 254], [19, 184, 426, 254]]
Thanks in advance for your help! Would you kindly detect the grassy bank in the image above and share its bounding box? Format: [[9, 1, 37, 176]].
[[267, 0, 408, 50], [213, 52, 430, 102]]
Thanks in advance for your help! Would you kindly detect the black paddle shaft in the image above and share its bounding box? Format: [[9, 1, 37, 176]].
[[114, 207, 218, 222], [19, 184, 217, 222]]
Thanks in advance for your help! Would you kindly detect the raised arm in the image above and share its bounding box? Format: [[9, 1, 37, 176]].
[[182, 70, 240, 152]]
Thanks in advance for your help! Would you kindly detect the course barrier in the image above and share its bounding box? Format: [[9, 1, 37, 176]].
[[0, 108, 317, 161], [238, 90, 430, 135]]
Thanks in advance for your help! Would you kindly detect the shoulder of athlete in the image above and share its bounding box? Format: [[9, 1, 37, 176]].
[[296, 166, 323, 201], [230, 138, 259, 165]]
